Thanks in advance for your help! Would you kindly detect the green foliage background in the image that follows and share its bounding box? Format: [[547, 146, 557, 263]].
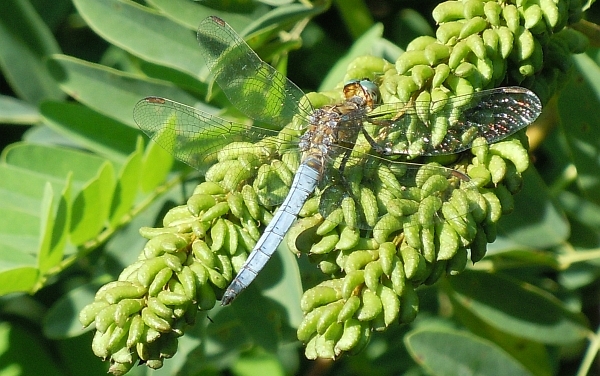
[[0, 0, 600, 375]]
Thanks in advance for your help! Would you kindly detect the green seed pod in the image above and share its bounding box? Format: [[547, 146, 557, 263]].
[[341, 196, 359, 229], [470, 225, 489, 262], [318, 207, 343, 235], [424, 259, 447, 285], [314, 332, 335, 360], [437, 20, 466, 44], [515, 26, 536, 61], [489, 139, 530, 173], [364, 260, 384, 291], [357, 288, 383, 321], [540, 0, 560, 29], [241, 184, 261, 220], [301, 285, 342, 312], [418, 195, 443, 226], [161, 205, 194, 228], [396, 50, 430, 75], [436, 221, 460, 260], [192, 239, 215, 268], [360, 186, 379, 228], [487, 154, 508, 184], [310, 231, 340, 255], [297, 305, 328, 342], [411, 64, 435, 88], [104, 283, 147, 305], [377, 164, 405, 198], [193, 181, 225, 196], [162, 253, 183, 273], [304, 335, 318, 359], [482, 190, 503, 223], [126, 313, 144, 349], [157, 290, 189, 306], [432, 1, 465, 23], [334, 318, 362, 352], [197, 280, 217, 311], [317, 301, 345, 334], [398, 283, 419, 323], [463, 0, 485, 19], [400, 244, 426, 280], [210, 218, 228, 252], [495, 183, 515, 214], [403, 217, 422, 250], [432, 63, 451, 88], [465, 34, 486, 60], [342, 270, 365, 299], [390, 256, 407, 296], [502, 4, 521, 34], [147, 297, 174, 320], [442, 201, 474, 240], [141, 307, 172, 333], [177, 266, 197, 301], [92, 325, 112, 358], [338, 295, 361, 322], [345, 250, 377, 273], [147, 267, 173, 297], [223, 219, 239, 256], [206, 268, 228, 289], [377, 284, 400, 326], [523, 3, 544, 30], [482, 29, 499, 56], [496, 26, 514, 59], [468, 165, 492, 186], [459, 16, 488, 39], [378, 242, 397, 276], [336, 226, 360, 251], [454, 61, 477, 78], [483, 1, 502, 26], [407, 35, 438, 51], [421, 225, 436, 263], [200, 201, 230, 223], [114, 298, 144, 327], [187, 194, 217, 217], [79, 301, 109, 327], [424, 43, 451, 65], [446, 246, 468, 275], [415, 90, 432, 124], [448, 40, 471, 70], [300, 196, 319, 217]]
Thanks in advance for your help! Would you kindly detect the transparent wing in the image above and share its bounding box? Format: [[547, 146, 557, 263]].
[[197, 16, 312, 127], [365, 86, 542, 156], [133, 97, 292, 173]]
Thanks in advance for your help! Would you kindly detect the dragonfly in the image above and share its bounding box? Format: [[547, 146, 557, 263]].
[[133, 16, 542, 306]]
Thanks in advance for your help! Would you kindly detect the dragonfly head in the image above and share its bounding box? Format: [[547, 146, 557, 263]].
[[343, 79, 381, 109]]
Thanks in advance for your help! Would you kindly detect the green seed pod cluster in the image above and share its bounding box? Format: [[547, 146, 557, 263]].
[[365, 0, 588, 107], [89, 0, 589, 367], [292, 136, 532, 357], [304, 0, 590, 359], [79, 181, 258, 374]]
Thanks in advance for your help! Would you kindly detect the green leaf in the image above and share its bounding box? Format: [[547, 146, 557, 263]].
[[147, 0, 258, 31], [0, 0, 64, 104], [140, 128, 176, 193], [38, 174, 72, 273], [0, 321, 64, 376], [497, 167, 569, 249], [41, 101, 140, 163], [448, 270, 590, 345], [405, 328, 533, 376], [73, 0, 204, 78], [557, 54, 600, 204], [232, 349, 286, 376], [3, 142, 109, 184], [319, 23, 385, 91], [43, 281, 101, 339], [109, 138, 143, 227], [0, 94, 39, 124], [70, 162, 116, 245], [46, 54, 205, 127]]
